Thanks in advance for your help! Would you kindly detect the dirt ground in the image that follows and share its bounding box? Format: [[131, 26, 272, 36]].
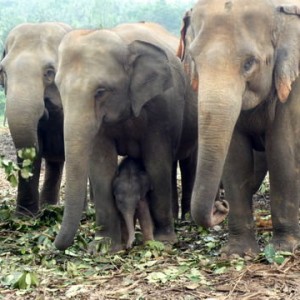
[[1, 126, 300, 300]]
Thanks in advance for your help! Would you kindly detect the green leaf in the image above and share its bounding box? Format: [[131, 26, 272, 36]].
[[214, 266, 227, 274], [147, 271, 168, 284], [20, 168, 33, 179], [7, 173, 18, 187], [264, 244, 276, 263], [144, 240, 165, 251], [274, 255, 285, 265], [25, 273, 31, 285], [22, 159, 32, 167]]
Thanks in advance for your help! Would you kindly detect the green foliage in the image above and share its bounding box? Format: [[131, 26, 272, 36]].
[[2, 270, 39, 290], [258, 173, 270, 195], [262, 244, 292, 265], [0, 147, 36, 186]]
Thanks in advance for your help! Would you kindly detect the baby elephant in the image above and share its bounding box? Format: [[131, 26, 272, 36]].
[[112, 157, 153, 249]]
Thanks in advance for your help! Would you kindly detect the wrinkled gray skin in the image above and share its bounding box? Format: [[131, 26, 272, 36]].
[[0, 23, 71, 216], [112, 157, 153, 249], [54, 23, 197, 251], [180, 0, 300, 255]]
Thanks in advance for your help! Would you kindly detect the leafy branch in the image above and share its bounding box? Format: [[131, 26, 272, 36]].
[[0, 147, 36, 186]]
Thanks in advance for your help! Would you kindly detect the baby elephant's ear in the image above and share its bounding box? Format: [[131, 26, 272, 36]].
[[128, 40, 173, 118], [275, 5, 300, 102]]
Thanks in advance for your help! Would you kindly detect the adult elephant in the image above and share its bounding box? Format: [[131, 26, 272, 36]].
[[0, 22, 71, 216], [179, 0, 300, 255], [54, 22, 197, 251]]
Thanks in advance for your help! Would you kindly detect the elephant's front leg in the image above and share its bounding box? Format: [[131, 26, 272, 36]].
[[143, 143, 176, 244], [222, 130, 261, 256], [16, 154, 42, 216], [89, 136, 121, 252], [136, 199, 154, 243], [266, 107, 300, 251], [40, 160, 64, 206]]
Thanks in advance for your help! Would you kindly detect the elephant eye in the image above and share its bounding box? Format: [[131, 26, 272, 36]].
[[95, 87, 109, 100], [44, 67, 56, 84], [243, 56, 258, 74]]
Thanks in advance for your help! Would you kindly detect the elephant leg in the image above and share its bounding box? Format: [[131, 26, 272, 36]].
[[179, 149, 197, 220], [89, 136, 121, 252], [16, 155, 42, 216], [172, 161, 179, 219], [88, 177, 94, 202], [251, 150, 268, 193], [120, 216, 129, 247], [266, 113, 300, 251], [222, 130, 259, 256], [144, 144, 176, 244], [136, 199, 154, 242], [40, 160, 64, 206]]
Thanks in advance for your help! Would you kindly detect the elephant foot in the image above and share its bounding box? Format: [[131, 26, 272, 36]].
[[40, 194, 60, 206], [154, 229, 177, 245], [221, 235, 259, 257], [88, 237, 124, 255], [15, 204, 39, 217], [271, 233, 300, 252]]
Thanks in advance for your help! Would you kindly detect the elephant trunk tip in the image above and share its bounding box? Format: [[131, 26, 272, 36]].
[[54, 234, 74, 251], [192, 199, 230, 228]]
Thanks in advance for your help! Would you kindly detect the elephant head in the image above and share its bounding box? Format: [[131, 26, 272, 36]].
[[54, 29, 173, 250], [179, 0, 300, 228], [0, 22, 71, 152]]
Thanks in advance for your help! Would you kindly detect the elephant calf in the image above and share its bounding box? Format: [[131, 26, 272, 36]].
[[112, 157, 153, 249]]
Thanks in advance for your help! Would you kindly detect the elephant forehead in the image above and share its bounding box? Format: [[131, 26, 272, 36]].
[[195, 0, 274, 12], [59, 33, 127, 72], [8, 24, 66, 52], [58, 49, 124, 80], [61, 29, 127, 57], [191, 0, 275, 57], [193, 0, 275, 29]]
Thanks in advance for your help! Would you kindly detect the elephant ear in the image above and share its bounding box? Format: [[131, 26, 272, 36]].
[[128, 40, 173, 117], [275, 5, 300, 103], [177, 9, 192, 61], [0, 50, 6, 87], [176, 9, 198, 92]]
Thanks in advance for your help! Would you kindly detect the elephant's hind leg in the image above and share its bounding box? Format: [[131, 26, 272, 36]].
[[40, 160, 64, 206], [179, 149, 197, 220]]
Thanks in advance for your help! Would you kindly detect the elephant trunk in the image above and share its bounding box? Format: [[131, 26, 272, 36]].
[[191, 74, 243, 228], [123, 211, 136, 249], [54, 96, 98, 250], [54, 139, 90, 250], [5, 80, 44, 151]]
